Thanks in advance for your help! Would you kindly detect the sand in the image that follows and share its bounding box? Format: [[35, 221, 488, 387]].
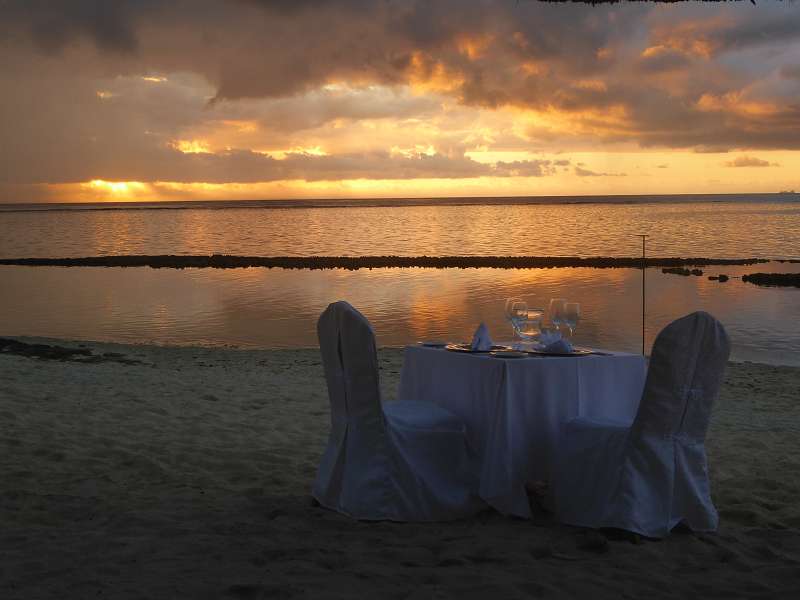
[[1, 338, 799, 599]]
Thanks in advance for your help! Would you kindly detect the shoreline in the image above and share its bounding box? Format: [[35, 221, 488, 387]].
[[0, 334, 795, 369], [2, 337, 799, 597]]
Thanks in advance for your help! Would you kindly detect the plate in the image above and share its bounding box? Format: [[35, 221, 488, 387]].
[[489, 350, 529, 359], [525, 348, 594, 357], [445, 343, 511, 353], [418, 340, 448, 347]]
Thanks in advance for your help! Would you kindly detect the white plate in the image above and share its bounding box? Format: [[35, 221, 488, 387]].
[[446, 343, 511, 353], [490, 350, 529, 359], [526, 348, 593, 357]]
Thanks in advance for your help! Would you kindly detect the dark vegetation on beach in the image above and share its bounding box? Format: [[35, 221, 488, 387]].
[[0, 254, 771, 271], [0, 338, 141, 364], [742, 273, 800, 288], [662, 267, 704, 276]]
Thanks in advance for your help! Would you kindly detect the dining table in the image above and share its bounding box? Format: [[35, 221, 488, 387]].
[[395, 344, 648, 518]]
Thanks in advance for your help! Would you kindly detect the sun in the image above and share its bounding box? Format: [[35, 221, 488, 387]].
[[86, 180, 147, 196]]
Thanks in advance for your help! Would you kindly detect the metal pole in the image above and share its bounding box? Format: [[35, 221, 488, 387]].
[[637, 234, 648, 355]]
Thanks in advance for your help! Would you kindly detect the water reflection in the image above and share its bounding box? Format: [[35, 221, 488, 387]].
[[2, 264, 798, 365], [1, 201, 799, 259]]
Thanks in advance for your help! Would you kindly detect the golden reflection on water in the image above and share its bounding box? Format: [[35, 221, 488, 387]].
[[2, 201, 799, 259], [2, 264, 799, 365]]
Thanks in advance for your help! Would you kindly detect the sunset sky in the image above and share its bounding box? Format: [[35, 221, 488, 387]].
[[2, 0, 800, 203]]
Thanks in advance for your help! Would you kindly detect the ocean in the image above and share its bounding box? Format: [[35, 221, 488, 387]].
[[2, 195, 799, 364]]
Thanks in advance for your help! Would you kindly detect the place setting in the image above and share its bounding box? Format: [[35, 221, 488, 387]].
[[417, 296, 594, 359], [418, 296, 594, 359], [499, 296, 591, 357]]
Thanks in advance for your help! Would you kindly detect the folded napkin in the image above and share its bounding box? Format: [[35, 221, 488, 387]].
[[542, 338, 574, 354], [535, 329, 574, 353], [471, 322, 493, 351], [538, 330, 562, 347]]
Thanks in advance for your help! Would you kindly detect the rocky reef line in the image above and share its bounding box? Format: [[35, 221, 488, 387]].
[[0, 254, 772, 271]]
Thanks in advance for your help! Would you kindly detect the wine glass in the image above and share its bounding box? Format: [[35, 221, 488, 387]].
[[505, 297, 525, 319], [548, 298, 567, 333], [562, 302, 581, 339], [516, 308, 545, 347], [504, 297, 527, 339]]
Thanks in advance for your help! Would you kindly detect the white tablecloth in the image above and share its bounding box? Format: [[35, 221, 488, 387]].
[[396, 346, 647, 518]]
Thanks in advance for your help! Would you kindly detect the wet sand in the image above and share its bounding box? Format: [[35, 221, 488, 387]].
[[1, 338, 799, 599]]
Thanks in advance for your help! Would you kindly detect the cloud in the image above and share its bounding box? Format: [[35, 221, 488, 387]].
[[637, 47, 691, 73], [574, 166, 626, 177], [2, 0, 800, 189], [0, 129, 566, 184], [492, 160, 562, 177], [780, 65, 800, 81], [3, 0, 160, 54], [724, 156, 779, 168]]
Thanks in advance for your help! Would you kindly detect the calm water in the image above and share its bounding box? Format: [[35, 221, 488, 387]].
[[1, 197, 799, 259], [2, 263, 799, 365], [1, 197, 799, 365]]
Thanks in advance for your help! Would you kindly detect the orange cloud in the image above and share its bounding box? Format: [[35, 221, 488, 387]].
[[724, 156, 778, 168], [456, 33, 494, 60], [170, 140, 212, 154], [648, 16, 732, 59], [407, 51, 465, 94]]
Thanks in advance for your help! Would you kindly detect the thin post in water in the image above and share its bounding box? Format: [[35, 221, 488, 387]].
[[637, 234, 648, 355]]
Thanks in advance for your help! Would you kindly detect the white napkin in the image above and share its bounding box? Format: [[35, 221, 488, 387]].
[[471, 322, 493, 351], [538, 330, 562, 347], [543, 338, 574, 353], [536, 330, 574, 353]]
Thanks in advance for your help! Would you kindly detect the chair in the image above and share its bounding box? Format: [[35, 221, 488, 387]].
[[312, 301, 483, 521], [553, 311, 731, 538]]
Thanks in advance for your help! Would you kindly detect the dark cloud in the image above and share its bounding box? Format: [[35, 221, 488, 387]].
[[238, 0, 370, 14], [637, 48, 691, 73], [724, 156, 778, 168], [706, 12, 800, 54], [780, 65, 800, 81], [3, 0, 162, 54]]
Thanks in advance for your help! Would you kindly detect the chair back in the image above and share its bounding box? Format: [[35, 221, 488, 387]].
[[317, 301, 384, 425], [632, 312, 730, 441]]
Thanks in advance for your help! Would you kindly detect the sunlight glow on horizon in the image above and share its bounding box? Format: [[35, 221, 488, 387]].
[[84, 180, 149, 197], [39, 145, 800, 204]]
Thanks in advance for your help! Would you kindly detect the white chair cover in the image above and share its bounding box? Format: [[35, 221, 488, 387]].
[[553, 311, 731, 538], [313, 301, 483, 521]]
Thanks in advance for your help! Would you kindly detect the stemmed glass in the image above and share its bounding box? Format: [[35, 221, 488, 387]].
[[548, 298, 567, 334], [504, 297, 527, 340], [516, 308, 545, 347], [562, 302, 581, 339]]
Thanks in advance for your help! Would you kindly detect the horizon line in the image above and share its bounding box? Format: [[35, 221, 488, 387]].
[[1, 190, 798, 213]]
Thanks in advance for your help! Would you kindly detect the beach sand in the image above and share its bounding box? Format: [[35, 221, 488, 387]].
[[1, 338, 799, 599]]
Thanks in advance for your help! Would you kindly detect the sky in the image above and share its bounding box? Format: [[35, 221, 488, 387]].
[[1, 0, 800, 203]]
